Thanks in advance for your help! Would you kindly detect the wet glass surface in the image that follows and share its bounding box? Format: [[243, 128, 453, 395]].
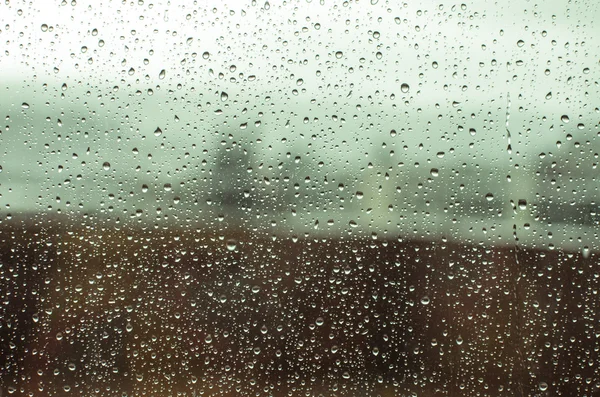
[[1, 1, 598, 396]]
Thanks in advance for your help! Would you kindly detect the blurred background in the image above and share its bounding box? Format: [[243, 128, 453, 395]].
[[0, 0, 598, 396]]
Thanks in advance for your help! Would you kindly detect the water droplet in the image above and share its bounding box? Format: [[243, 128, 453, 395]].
[[430, 168, 439, 177], [186, 37, 193, 45], [420, 296, 430, 305], [159, 69, 166, 79], [355, 191, 364, 199], [390, 129, 397, 137], [539, 382, 548, 391], [456, 336, 463, 345], [335, 51, 343, 59], [485, 193, 494, 201], [202, 51, 210, 59], [226, 239, 237, 251], [21, 103, 30, 109], [220, 91, 228, 101], [401, 83, 410, 93], [252, 285, 261, 294], [163, 183, 172, 192], [68, 363, 76, 371], [102, 162, 111, 171], [41, 24, 49, 32], [154, 127, 162, 136], [561, 115, 570, 123], [545, 92, 552, 100], [205, 334, 213, 344]]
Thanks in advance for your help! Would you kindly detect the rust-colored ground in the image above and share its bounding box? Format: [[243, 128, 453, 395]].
[[1, 217, 598, 396]]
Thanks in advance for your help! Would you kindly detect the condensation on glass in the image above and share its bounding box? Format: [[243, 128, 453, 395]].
[[0, 1, 598, 396]]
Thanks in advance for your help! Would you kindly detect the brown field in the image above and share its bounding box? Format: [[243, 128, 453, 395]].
[[1, 216, 598, 396]]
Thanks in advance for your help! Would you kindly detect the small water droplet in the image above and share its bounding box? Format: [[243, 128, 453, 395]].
[[538, 382, 548, 391], [21, 103, 30, 109], [154, 127, 162, 136], [561, 115, 570, 123], [420, 296, 430, 305], [220, 91, 228, 101], [401, 83, 410, 93], [41, 24, 49, 32], [159, 69, 166, 79], [485, 193, 494, 201]]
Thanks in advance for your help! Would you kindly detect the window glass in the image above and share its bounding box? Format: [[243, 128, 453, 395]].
[[1, 1, 598, 396]]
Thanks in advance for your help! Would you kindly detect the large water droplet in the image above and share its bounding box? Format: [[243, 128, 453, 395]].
[[401, 83, 410, 93], [226, 239, 237, 251]]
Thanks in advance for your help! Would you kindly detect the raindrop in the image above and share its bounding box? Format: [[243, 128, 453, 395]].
[[154, 127, 162, 136], [539, 382, 548, 391], [561, 115, 570, 123], [401, 83, 410, 93], [485, 193, 494, 201], [21, 103, 30, 109], [159, 69, 166, 79], [226, 239, 237, 251], [335, 51, 343, 59], [420, 296, 430, 305], [220, 91, 228, 101], [102, 162, 111, 171]]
